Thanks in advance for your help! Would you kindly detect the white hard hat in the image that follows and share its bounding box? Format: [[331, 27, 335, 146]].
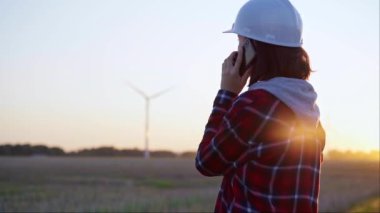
[[224, 0, 303, 47]]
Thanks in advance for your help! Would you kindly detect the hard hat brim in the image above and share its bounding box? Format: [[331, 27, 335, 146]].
[[222, 29, 234, 33]]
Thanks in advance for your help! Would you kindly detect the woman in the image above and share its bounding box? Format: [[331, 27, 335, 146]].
[[195, 0, 326, 212]]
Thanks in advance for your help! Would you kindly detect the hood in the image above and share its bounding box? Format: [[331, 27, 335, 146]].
[[248, 77, 320, 126]]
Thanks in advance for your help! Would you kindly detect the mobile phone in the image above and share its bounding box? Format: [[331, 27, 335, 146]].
[[239, 40, 256, 76]]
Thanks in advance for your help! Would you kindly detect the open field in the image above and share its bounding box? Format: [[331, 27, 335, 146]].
[[349, 197, 380, 213], [0, 157, 379, 212]]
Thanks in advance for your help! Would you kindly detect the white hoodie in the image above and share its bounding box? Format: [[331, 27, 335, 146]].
[[248, 77, 320, 127]]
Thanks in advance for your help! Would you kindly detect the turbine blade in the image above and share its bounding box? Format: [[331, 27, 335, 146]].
[[150, 86, 175, 99], [125, 81, 148, 98]]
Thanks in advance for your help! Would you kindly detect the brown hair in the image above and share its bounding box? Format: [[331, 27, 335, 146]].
[[248, 40, 312, 86]]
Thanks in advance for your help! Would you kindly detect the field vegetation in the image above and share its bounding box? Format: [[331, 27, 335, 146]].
[[0, 156, 378, 212], [349, 197, 380, 213]]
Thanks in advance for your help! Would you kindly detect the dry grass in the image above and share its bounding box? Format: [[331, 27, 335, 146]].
[[349, 197, 380, 213], [319, 160, 379, 212], [0, 157, 378, 212]]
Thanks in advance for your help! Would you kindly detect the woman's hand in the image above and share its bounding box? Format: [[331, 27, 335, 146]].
[[221, 46, 251, 94]]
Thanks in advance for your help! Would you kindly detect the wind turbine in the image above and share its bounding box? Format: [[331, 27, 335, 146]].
[[126, 81, 173, 159]]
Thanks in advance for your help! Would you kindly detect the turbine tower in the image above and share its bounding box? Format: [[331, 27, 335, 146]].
[[126, 81, 173, 159]]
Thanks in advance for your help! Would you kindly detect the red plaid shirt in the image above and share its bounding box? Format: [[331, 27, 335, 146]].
[[196, 89, 325, 213]]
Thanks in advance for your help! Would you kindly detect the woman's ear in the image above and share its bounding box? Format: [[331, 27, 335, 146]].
[[251, 39, 257, 49], [238, 35, 249, 48]]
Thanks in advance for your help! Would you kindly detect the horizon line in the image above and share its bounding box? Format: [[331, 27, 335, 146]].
[[1, 142, 379, 154]]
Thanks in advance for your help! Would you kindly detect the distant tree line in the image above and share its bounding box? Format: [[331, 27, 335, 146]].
[[0, 144, 196, 158], [0, 144, 65, 156], [68, 146, 182, 158], [2, 143, 377, 160], [327, 149, 379, 161]]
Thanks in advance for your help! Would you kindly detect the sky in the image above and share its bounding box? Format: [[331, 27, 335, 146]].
[[0, 0, 379, 153]]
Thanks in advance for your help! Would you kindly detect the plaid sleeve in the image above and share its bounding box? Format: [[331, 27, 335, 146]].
[[195, 89, 280, 176], [317, 121, 326, 162]]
